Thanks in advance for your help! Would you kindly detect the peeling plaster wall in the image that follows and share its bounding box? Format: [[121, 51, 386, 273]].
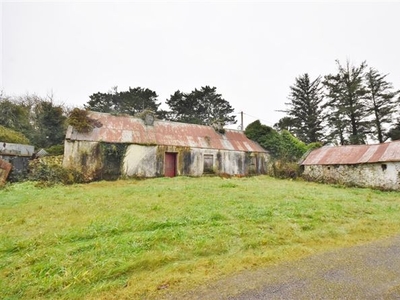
[[217, 151, 245, 175], [123, 145, 268, 177], [63, 140, 101, 180], [65, 140, 269, 179], [303, 162, 400, 190], [123, 145, 158, 177]]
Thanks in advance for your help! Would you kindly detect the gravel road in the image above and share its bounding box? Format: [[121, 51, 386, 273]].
[[168, 235, 400, 299]]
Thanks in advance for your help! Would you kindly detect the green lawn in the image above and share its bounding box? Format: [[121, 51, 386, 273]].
[[1, 176, 400, 299]]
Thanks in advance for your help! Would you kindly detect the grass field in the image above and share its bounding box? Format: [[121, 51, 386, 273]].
[[1, 176, 400, 299]]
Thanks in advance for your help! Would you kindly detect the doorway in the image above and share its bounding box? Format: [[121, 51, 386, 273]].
[[165, 152, 177, 177]]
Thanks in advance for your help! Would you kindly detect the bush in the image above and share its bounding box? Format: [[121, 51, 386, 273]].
[[28, 159, 85, 186], [245, 121, 308, 162], [306, 142, 323, 151], [271, 160, 302, 179], [67, 108, 93, 133], [45, 144, 64, 156], [280, 130, 307, 161], [0, 125, 30, 144]]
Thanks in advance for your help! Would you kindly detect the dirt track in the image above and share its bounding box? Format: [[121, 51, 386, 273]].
[[169, 235, 400, 299]]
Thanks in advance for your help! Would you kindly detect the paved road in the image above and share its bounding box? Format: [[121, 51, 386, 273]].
[[170, 236, 400, 299]]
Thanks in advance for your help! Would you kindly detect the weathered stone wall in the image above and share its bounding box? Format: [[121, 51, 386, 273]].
[[303, 162, 400, 190]]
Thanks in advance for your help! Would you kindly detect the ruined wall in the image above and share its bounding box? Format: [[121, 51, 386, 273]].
[[123, 145, 201, 177], [123, 145, 158, 177], [123, 145, 268, 177], [63, 140, 128, 180], [187, 149, 267, 176], [63, 140, 101, 181], [303, 162, 400, 190], [65, 140, 269, 179]]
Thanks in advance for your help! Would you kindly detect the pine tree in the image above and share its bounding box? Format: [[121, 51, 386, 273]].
[[388, 119, 400, 141], [323, 60, 369, 145], [285, 74, 324, 143], [85, 86, 160, 116], [364, 68, 400, 143], [165, 86, 236, 126]]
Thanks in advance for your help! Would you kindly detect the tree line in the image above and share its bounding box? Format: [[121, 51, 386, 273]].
[[1, 59, 399, 159], [84, 85, 237, 126], [0, 86, 237, 151], [278, 60, 400, 145], [0, 93, 66, 152]]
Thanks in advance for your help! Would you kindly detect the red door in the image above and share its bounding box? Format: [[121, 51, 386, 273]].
[[165, 153, 177, 177]]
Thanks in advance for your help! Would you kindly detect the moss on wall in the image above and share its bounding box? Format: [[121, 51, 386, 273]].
[[96, 143, 128, 180], [155, 145, 193, 176]]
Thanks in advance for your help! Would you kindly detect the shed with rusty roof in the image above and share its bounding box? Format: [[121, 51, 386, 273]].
[[301, 141, 400, 190], [63, 111, 269, 180]]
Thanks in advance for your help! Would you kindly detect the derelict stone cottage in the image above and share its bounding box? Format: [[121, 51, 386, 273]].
[[301, 141, 400, 190], [63, 111, 269, 180]]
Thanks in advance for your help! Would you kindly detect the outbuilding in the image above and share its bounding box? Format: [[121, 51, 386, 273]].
[[301, 141, 400, 190], [63, 111, 269, 180], [0, 142, 35, 181]]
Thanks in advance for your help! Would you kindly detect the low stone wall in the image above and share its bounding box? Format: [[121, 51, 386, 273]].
[[303, 162, 400, 190]]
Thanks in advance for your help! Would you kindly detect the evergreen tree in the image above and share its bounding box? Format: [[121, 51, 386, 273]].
[[165, 90, 201, 124], [388, 119, 400, 141], [285, 74, 324, 143], [32, 100, 67, 148], [323, 60, 369, 145], [273, 116, 297, 132], [364, 68, 400, 143], [85, 86, 160, 116], [166, 86, 236, 126]]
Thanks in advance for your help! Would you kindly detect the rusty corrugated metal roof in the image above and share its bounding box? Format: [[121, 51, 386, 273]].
[[65, 112, 266, 153], [301, 141, 400, 165], [0, 142, 34, 157]]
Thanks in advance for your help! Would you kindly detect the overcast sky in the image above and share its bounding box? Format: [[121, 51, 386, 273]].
[[2, 1, 400, 129]]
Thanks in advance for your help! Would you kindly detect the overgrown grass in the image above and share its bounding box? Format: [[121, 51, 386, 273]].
[[1, 176, 400, 299]]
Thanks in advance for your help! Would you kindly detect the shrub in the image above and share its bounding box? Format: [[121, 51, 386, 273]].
[[280, 130, 308, 161], [67, 108, 93, 133], [0, 125, 30, 144], [245, 121, 308, 162], [306, 142, 323, 151], [45, 144, 64, 156], [28, 159, 85, 186], [271, 160, 302, 179]]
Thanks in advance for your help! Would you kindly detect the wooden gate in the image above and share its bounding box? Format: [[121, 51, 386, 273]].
[[165, 152, 177, 177]]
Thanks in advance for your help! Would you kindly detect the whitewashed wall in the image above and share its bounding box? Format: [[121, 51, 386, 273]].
[[122, 145, 268, 177], [123, 145, 158, 177], [63, 140, 100, 180], [64, 140, 269, 179]]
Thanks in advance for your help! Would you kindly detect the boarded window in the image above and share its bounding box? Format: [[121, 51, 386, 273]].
[[203, 154, 214, 173]]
